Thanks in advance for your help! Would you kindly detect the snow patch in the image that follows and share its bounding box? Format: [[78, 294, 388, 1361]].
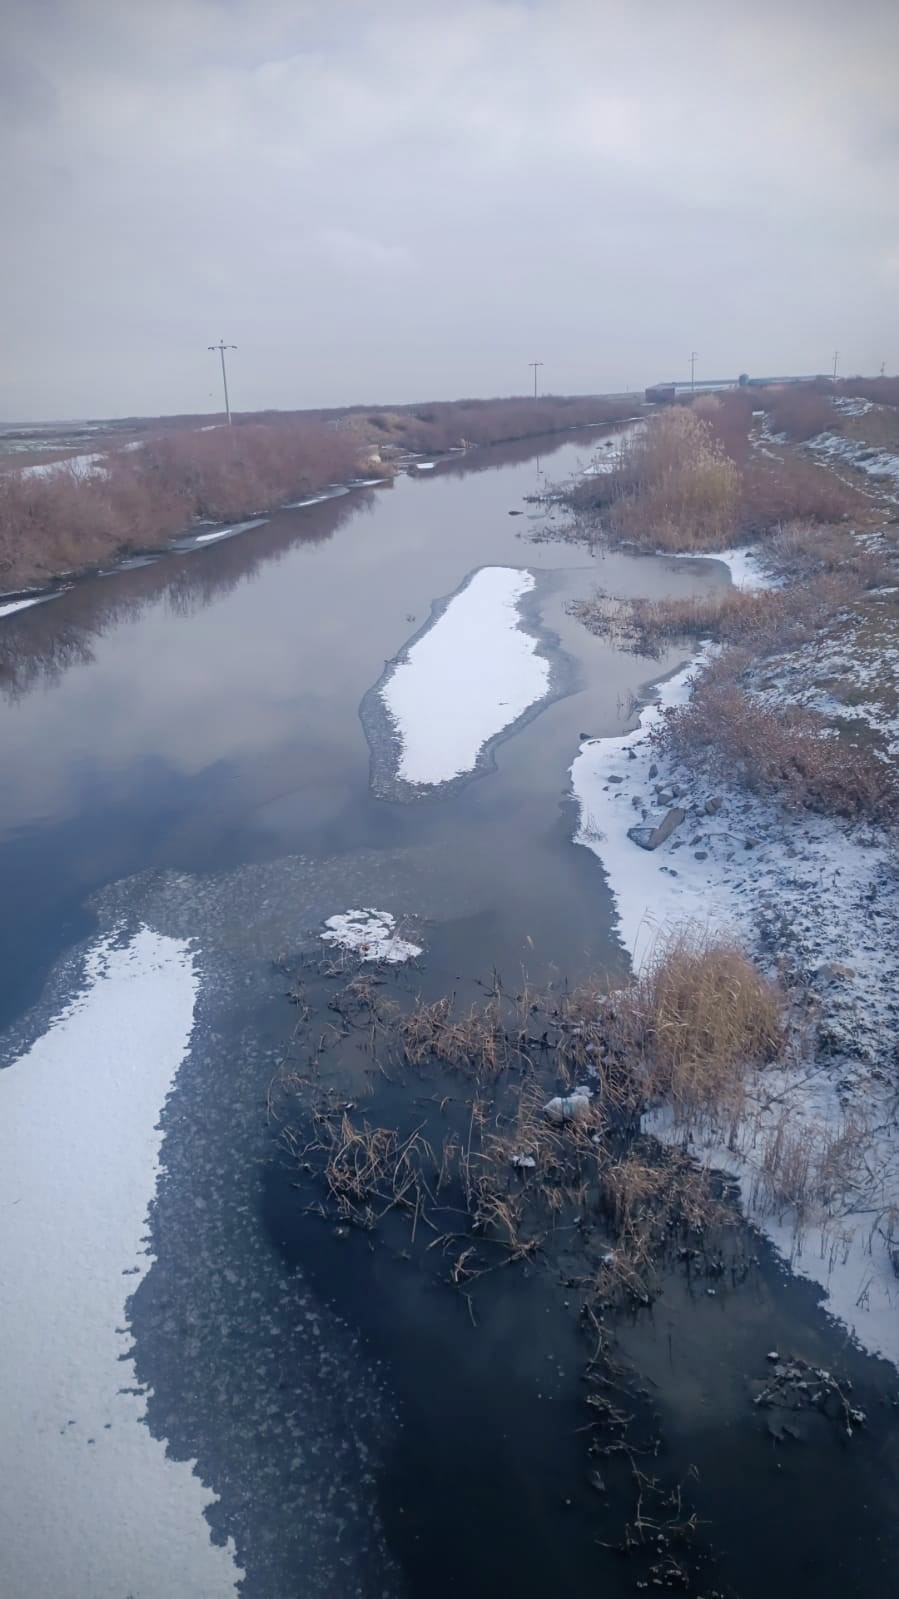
[[193, 517, 268, 545], [322, 908, 422, 963], [0, 593, 57, 618], [0, 930, 242, 1597], [380, 566, 550, 787]]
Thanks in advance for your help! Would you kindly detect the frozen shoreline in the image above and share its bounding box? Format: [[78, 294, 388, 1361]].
[[569, 544, 899, 1369], [0, 930, 242, 1597]]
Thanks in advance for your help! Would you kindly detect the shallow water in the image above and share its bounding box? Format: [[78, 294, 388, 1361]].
[[1, 430, 896, 1598]]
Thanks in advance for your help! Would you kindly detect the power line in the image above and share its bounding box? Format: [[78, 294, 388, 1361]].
[[528, 361, 543, 400], [208, 340, 237, 425], [690, 351, 698, 393]]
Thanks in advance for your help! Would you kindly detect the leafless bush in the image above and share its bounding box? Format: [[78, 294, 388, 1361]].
[[756, 385, 838, 441], [654, 657, 896, 822], [838, 376, 899, 409], [766, 521, 896, 588], [388, 395, 636, 453], [571, 559, 884, 660], [738, 454, 864, 533], [0, 420, 364, 589], [690, 390, 755, 464]]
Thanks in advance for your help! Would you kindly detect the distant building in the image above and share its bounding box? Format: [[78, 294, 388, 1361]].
[[645, 374, 829, 404]]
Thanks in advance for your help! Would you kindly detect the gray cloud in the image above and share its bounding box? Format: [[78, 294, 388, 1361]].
[[3, 0, 898, 418]]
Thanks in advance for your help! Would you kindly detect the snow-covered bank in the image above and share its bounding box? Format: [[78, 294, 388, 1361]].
[[0, 931, 242, 1598], [379, 565, 551, 788], [808, 430, 899, 496], [569, 545, 899, 1369]]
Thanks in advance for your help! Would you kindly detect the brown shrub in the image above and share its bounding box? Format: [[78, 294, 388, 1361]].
[[390, 394, 636, 453], [653, 659, 896, 822], [568, 409, 741, 551], [690, 390, 755, 464], [739, 454, 864, 533], [756, 385, 838, 441], [766, 521, 896, 588], [572, 573, 858, 659], [838, 376, 899, 410], [0, 420, 364, 589], [612, 929, 784, 1123]]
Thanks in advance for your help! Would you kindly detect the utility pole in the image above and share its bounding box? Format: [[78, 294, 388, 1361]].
[[832, 350, 839, 381], [529, 361, 543, 400], [690, 351, 698, 393], [208, 340, 237, 425]]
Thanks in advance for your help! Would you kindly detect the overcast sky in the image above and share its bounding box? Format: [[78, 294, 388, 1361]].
[[4, 0, 897, 420]]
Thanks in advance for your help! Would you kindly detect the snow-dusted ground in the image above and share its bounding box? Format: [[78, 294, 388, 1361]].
[[322, 908, 422, 963], [380, 565, 551, 787], [808, 430, 899, 495], [570, 546, 899, 1368], [0, 931, 242, 1598]]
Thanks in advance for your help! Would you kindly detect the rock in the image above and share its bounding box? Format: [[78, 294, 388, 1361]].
[[607, 774, 623, 784], [694, 851, 708, 861], [543, 1085, 593, 1125], [627, 807, 686, 851], [656, 790, 674, 805], [648, 763, 658, 779], [508, 509, 523, 515], [744, 837, 760, 850], [690, 834, 703, 846], [704, 796, 722, 815]]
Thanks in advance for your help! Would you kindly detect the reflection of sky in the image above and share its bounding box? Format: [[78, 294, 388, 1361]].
[[0, 433, 728, 849]]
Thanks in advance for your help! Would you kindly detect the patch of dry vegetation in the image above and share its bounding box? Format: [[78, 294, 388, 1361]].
[[609, 930, 784, 1124], [0, 420, 365, 590], [568, 408, 741, 552], [738, 453, 864, 533], [367, 394, 636, 455], [838, 376, 899, 410], [284, 932, 786, 1308], [756, 384, 838, 441], [652, 654, 896, 823]]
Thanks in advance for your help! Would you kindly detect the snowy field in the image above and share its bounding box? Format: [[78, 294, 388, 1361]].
[[0, 931, 242, 1599], [379, 565, 551, 787]]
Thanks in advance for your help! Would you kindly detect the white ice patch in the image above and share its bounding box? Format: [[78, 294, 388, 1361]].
[[380, 566, 550, 786], [322, 908, 422, 963], [193, 517, 268, 545], [0, 593, 57, 618], [0, 930, 242, 1599]]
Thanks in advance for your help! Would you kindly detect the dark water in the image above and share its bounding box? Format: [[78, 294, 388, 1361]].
[[0, 431, 725, 1030], [1, 431, 897, 1598]]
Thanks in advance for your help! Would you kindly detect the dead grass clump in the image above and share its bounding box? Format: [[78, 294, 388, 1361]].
[[572, 566, 879, 660], [399, 995, 512, 1076], [739, 454, 864, 534], [296, 1111, 436, 1230], [606, 409, 741, 552], [612, 931, 784, 1124], [654, 660, 896, 822]]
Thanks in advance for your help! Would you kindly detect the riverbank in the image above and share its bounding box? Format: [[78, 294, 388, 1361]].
[[557, 411, 899, 1369], [0, 393, 638, 595]]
